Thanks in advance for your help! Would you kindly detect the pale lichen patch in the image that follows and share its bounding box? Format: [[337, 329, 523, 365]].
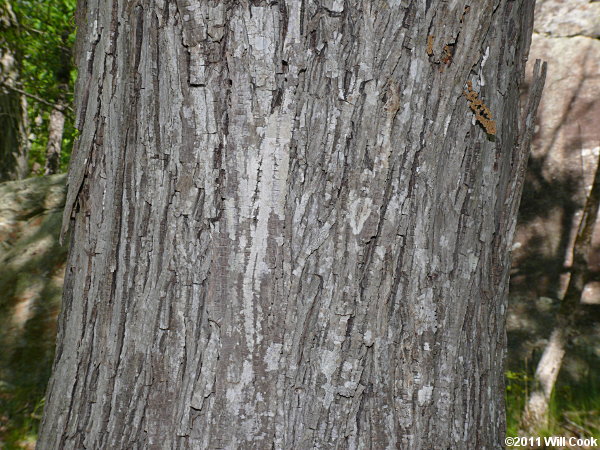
[[348, 191, 373, 235], [417, 385, 433, 406], [264, 343, 282, 372]]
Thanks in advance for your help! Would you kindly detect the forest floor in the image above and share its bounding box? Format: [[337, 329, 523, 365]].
[[506, 294, 600, 448]]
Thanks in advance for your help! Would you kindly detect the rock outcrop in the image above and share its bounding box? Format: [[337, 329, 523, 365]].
[[534, 0, 600, 38], [513, 0, 600, 302], [0, 174, 67, 446], [508, 0, 600, 427]]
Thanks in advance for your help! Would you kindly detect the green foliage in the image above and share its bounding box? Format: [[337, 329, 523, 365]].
[[0, 382, 45, 449], [8, 0, 77, 174], [506, 368, 600, 443], [551, 368, 600, 439], [11, 0, 76, 101], [506, 369, 531, 437]]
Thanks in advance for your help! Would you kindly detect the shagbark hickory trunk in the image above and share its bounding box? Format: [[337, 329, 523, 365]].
[[40, 1, 540, 448]]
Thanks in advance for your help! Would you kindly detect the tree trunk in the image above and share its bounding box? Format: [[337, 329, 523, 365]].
[[43, 94, 66, 175], [39, 1, 542, 448], [521, 327, 566, 431], [0, 0, 29, 182], [44, 30, 72, 176]]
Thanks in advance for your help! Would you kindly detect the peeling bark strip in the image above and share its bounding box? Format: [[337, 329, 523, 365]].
[[41, 1, 539, 448]]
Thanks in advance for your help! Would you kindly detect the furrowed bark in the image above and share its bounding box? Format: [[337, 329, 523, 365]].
[[40, 1, 540, 448]]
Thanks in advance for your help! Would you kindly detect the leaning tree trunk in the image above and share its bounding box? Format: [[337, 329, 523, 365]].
[[0, 0, 29, 182], [39, 1, 543, 448]]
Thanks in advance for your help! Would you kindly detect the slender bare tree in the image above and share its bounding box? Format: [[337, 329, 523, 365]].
[[43, 96, 67, 175], [38, 1, 544, 448], [44, 30, 73, 175], [0, 0, 29, 182]]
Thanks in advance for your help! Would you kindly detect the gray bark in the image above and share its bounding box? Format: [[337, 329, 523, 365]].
[[39, 1, 541, 449], [44, 96, 66, 175], [0, 0, 29, 182]]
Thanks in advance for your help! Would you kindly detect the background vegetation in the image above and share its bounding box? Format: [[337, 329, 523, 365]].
[[3, 0, 76, 174]]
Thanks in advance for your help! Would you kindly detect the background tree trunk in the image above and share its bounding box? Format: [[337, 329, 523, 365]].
[[40, 1, 541, 448], [43, 94, 66, 175], [44, 30, 72, 175], [0, 0, 29, 182]]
